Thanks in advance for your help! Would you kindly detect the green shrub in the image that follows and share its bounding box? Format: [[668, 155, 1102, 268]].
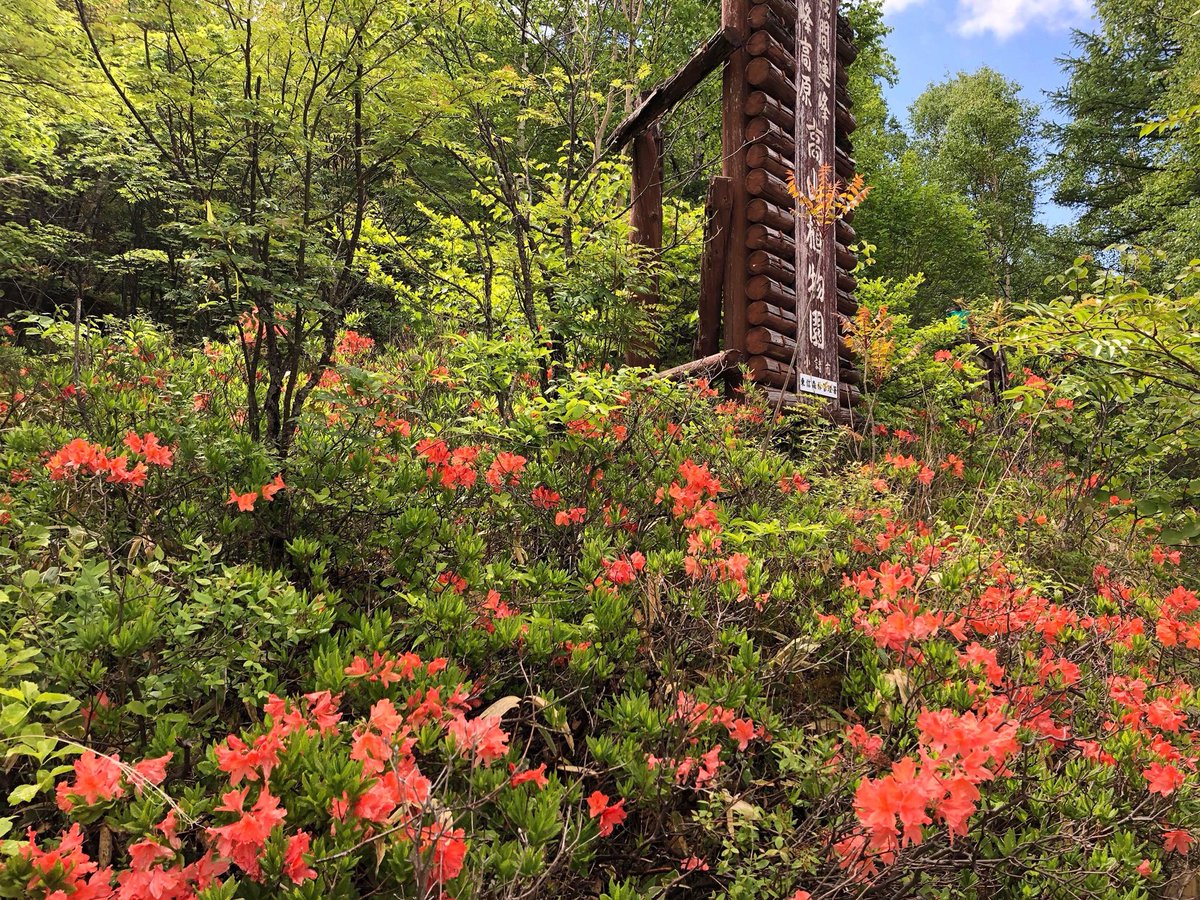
[[0, 308, 1195, 898]]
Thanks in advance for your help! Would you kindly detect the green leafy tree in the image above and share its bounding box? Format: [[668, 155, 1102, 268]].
[[69, 0, 436, 453], [844, 3, 996, 322], [1049, 10, 1170, 248], [386, 0, 716, 369], [909, 67, 1043, 302], [853, 148, 995, 322], [1049, 0, 1200, 265]]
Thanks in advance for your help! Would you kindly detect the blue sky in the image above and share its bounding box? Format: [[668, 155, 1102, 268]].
[[878, 0, 1097, 225]]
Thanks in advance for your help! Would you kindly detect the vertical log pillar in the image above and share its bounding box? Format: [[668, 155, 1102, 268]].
[[792, 0, 840, 402], [696, 177, 733, 357], [626, 113, 664, 367], [720, 0, 750, 390]]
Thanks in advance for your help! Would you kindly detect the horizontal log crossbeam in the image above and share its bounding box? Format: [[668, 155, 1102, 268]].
[[605, 28, 742, 154]]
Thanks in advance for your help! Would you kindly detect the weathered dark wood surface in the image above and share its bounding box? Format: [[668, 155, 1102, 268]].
[[626, 116, 663, 366], [720, 0, 751, 383], [619, 0, 863, 416], [696, 177, 733, 357], [654, 348, 742, 381]]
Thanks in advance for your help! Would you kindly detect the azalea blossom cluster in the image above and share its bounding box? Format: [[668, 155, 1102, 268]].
[[1155, 585, 1200, 648], [33, 712, 318, 896], [601, 552, 645, 586], [882, 450, 936, 487], [836, 707, 1021, 878], [684, 539, 754, 600], [344, 649, 449, 685], [659, 458, 721, 525], [46, 431, 174, 487], [1102, 672, 1197, 804], [373, 408, 413, 436], [55, 749, 171, 813], [586, 791, 627, 836], [15, 651, 549, 898], [563, 406, 629, 443], [847, 560, 951, 658], [656, 459, 761, 600], [475, 588, 519, 632], [335, 329, 375, 359], [831, 429, 1200, 885], [226, 473, 286, 512], [416, 438, 480, 489], [530, 484, 560, 509], [485, 451, 527, 490], [645, 691, 767, 791], [778, 472, 812, 494], [18, 822, 220, 900]]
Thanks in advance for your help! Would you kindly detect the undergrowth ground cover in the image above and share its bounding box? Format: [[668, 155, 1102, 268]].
[[0, 309, 1197, 899]]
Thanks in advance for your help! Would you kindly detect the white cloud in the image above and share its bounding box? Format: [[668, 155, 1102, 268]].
[[954, 0, 1092, 39], [882, 0, 1092, 39], [882, 0, 928, 13]]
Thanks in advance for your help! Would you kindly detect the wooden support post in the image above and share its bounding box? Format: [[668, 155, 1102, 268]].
[[721, 0, 750, 392], [696, 177, 732, 357], [626, 113, 663, 367], [790, 0, 841, 407]]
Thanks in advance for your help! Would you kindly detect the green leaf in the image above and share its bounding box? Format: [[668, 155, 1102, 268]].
[[7, 783, 39, 805]]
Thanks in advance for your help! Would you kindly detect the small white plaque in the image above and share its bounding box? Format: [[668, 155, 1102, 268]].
[[797, 373, 838, 399]]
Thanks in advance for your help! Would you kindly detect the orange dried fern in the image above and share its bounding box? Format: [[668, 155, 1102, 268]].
[[845, 303, 896, 388], [786, 164, 872, 227]]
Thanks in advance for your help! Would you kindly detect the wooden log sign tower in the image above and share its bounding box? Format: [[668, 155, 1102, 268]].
[[608, 0, 861, 418]]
